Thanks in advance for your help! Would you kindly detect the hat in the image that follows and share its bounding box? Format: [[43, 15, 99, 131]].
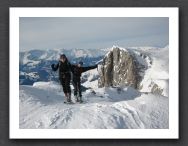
[[60, 54, 66, 59]]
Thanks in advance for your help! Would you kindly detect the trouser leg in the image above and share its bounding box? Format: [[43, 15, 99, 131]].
[[76, 78, 82, 102], [65, 76, 71, 102], [60, 78, 68, 101], [73, 79, 78, 97], [60, 76, 71, 102], [78, 81, 82, 99]]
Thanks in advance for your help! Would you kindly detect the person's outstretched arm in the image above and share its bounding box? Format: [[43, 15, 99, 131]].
[[51, 62, 59, 71], [82, 64, 97, 73]]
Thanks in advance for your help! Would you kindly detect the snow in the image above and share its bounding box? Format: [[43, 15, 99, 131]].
[[20, 81, 168, 129], [138, 46, 169, 96], [22, 52, 31, 65], [39, 52, 48, 60], [20, 71, 40, 82]]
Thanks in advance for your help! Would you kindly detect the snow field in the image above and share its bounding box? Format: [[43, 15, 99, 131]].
[[19, 81, 168, 129]]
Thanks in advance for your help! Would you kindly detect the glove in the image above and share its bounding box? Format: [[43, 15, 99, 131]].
[[51, 64, 55, 71]]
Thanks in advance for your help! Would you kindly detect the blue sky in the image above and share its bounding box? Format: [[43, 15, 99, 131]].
[[19, 17, 169, 51]]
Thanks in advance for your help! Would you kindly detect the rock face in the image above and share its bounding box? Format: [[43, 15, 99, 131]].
[[98, 47, 143, 89]]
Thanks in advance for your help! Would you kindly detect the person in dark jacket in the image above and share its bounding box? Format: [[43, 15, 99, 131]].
[[51, 54, 72, 103], [71, 61, 97, 102]]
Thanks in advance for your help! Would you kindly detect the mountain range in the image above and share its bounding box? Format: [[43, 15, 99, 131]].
[[19, 48, 106, 85]]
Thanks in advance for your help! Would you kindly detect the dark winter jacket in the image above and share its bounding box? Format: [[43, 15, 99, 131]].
[[51, 61, 71, 79], [71, 65, 97, 78]]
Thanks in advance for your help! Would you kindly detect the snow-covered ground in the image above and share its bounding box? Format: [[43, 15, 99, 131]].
[[19, 46, 169, 129], [20, 81, 168, 129]]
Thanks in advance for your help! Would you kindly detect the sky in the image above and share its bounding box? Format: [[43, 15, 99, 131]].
[[19, 17, 169, 51]]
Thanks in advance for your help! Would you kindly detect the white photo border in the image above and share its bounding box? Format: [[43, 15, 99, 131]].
[[9, 7, 179, 139]]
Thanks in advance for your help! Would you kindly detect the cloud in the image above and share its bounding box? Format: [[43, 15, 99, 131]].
[[19, 17, 169, 50]]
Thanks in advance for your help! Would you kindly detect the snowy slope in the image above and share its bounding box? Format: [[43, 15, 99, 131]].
[[135, 46, 169, 96], [19, 81, 168, 129]]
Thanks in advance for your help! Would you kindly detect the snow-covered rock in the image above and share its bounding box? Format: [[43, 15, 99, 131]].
[[138, 45, 169, 96], [98, 46, 149, 89], [19, 71, 40, 85], [98, 45, 169, 96]]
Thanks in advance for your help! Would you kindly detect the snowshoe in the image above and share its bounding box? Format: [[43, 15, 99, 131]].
[[64, 101, 74, 104], [78, 96, 83, 103], [64, 96, 73, 104], [74, 96, 80, 102]]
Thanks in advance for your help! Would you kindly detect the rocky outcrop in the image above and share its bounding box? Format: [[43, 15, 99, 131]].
[[98, 47, 144, 89], [151, 83, 164, 95]]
